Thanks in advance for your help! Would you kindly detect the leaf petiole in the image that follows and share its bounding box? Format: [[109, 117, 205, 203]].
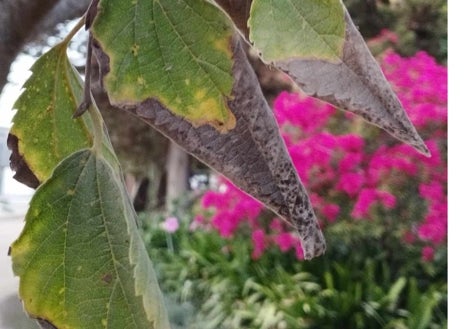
[[62, 15, 85, 46], [88, 96, 104, 155], [73, 35, 93, 118]]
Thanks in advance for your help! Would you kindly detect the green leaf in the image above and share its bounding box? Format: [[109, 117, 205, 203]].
[[249, 0, 345, 62], [10, 42, 93, 184], [11, 149, 170, 329], [384, 277, 406, 310], [91, 0, 236, 132]]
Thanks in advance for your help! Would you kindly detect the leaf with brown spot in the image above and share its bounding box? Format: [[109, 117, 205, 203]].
[[90, 0, 237, 132], [9, 42, 94, 185], [249, 3, 429, 155], [10, 149, 171, 328], [93, 33, 326, 260]]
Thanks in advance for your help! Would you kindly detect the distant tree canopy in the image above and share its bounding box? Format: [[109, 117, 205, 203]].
[[345, 0, 447, 63]]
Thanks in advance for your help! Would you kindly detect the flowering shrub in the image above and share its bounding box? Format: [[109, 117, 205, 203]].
[[196, 50, 447, 261]]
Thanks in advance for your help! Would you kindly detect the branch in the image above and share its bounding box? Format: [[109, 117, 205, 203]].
[[0, 0, 91, 93]]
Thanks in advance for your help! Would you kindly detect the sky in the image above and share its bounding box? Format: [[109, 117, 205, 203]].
[[0, 54, 34, 128]]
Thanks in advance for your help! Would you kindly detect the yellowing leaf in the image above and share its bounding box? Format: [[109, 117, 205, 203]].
[[91, 0, 237, 132], [11, 149, 171, 329], [10, 42, 93, 183]]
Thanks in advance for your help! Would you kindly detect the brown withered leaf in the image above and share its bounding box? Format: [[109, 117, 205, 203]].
[[92, 34, 326, 260], [7, 134, 39, 189], [275, 8, 430, 156]]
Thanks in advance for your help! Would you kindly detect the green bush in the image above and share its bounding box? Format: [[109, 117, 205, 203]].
[[140, 47, 447, 329], [141, 212, 446, 329], [345, 0, 447, 63]]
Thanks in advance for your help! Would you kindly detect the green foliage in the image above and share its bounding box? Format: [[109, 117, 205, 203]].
[[249, 0, 345, 62], [142, 213, 447, 329], [9, 42, 93, 183], [345, 0, 447, 63], [392, 0, 447, 63], [11, 150, 170, 329], [9, 34, 171, 328]]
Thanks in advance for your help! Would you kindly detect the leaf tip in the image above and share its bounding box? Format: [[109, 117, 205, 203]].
[[393, 124, 430, 157], [416, 142, 431, 158], [300, 225, 326, 261]]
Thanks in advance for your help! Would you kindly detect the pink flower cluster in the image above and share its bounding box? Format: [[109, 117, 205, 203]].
[[382, 51, 447, 129], [200, 182, 263, 238], [198, 180, 304, 259], [197, 50, 447, 261]]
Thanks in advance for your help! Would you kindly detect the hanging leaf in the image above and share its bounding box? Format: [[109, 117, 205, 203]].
[[92, 33, 326, 260], [10, 149, 171, 329], [248, 1, 429, 156], [9, 42, 94, 186], [9, 33, 170, 327], [89, 0, 325, 258], [90, 0, 236, 132]]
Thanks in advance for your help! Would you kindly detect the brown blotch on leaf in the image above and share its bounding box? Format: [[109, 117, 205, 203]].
[[36, 318, 58, 329], [101, 273, 113, 285], [7, 133, 40, 189]]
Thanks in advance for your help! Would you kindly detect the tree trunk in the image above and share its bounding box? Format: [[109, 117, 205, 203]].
[[0, 0, 90, 93], [165, 140, 189, 213]]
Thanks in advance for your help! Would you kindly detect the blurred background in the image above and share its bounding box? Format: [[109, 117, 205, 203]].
[[0, 0, 448, 328]]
